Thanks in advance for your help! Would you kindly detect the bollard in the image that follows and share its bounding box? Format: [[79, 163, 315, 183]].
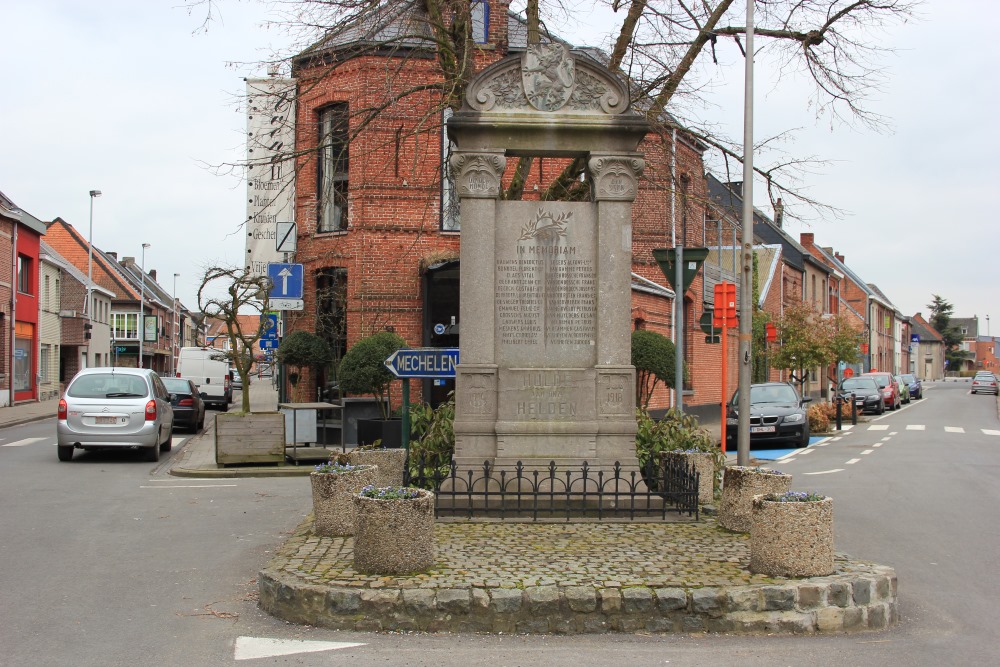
[[851, 393, 858, 425], [835, 396, 843, 430]]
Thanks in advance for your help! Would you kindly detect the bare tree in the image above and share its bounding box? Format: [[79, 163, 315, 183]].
[[197, 266, 273, 413]]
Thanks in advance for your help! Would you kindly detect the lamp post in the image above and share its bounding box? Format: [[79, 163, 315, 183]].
[[87, 190, 101, 366], [139, 243, 150, 369], [172, 273, 180, 375]]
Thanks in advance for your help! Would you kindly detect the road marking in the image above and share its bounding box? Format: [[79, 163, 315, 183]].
[[984, 430, 1000, 436], [845, 458, 861, 465], [873, 443, 882, 448], [139, 484, 238, 489], [234, 637, 366, 661], [881, 437, 891, 441], [804, 469, 844, 475], [798, 448, 815, 455], [2, 437, 47, 447], [944, 427, 965, 434], [906, 425, 925, 430], [830, 437, 842, 442], [861, 449, 874, 455], [868, 425, 889, 431]]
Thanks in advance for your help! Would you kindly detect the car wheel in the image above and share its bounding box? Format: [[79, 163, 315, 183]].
[[57, 445, 74, 462], [799, 425, 811, 448], [877, 401, 885, 415], [160, 433, 172, 452], [145, 443, 161, 462], [197, 411, 205, 430], [219, 403, 229, 413]]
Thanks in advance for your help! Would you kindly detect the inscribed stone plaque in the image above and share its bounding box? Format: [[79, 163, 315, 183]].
[[495, 202, 596, 369]]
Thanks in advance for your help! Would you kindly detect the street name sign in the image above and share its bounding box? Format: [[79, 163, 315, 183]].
[[384, 348, 459, 378]]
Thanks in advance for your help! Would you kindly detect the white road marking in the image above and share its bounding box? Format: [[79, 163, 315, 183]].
[[906, 425, 925, 430], [2, 437, 47, 447], [798, 448, 815, 455], [861, 449, 874, 455], [140, 484, 238, 489], [881, 437, 891, 441], [945, 427, 965, 434], [817, 442, 831, 446], [984, 430, 1000, 436], [868, 425, 889, 431], [830, 437, 842, 442], [845, 458, 861, 465], [234, 637, 366, 661], [873, 443, 882, 448], [804, 469, 844, 475], [890, 432, 899, 436]]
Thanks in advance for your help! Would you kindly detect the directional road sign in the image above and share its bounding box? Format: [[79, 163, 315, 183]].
[[267, 262, 304, 300], [384, 348, 459, 378]]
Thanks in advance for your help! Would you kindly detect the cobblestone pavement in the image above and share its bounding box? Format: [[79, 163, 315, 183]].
[[274, 517, 851, 590]]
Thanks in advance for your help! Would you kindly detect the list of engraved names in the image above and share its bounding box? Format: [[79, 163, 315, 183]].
[[496, 250, 595, 347]]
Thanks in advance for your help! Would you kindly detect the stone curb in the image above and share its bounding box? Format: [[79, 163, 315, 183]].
[[258, 520, 898, 635]]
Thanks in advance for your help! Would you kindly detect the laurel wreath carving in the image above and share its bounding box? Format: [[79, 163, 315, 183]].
[[519, 209, 572, 241]]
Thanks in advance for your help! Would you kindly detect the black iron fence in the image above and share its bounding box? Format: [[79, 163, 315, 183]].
[[405, 456, 699, 521]]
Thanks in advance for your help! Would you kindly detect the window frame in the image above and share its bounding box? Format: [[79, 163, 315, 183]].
[[317, 103, 350, 233]]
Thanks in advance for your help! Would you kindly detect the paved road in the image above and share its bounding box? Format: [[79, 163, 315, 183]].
[[1, 381, 997, 665]]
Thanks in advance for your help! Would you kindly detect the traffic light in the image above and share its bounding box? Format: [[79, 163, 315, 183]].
[[712, 282, 737, 327]]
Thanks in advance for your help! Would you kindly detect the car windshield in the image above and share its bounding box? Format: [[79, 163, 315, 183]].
[[841, 378, 877, 391], [749, 385, 798, 404], [162, 378, 193, 393], [867, 375, 889, 388], [901, 374, 915, 382], [68, 373, 149, 398]]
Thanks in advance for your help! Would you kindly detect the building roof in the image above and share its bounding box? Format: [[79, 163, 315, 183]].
[[909, 313, 944, 343], [866, 283, 897, 311], [0, 189, 48, 236], [40, 241, 116, 299], [45, 218, 142, 303]]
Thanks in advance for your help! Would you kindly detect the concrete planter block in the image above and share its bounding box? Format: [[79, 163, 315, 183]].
[[310, 465, 379, 536], [661, 451, 716, 504], [750, 495, 834, 577], [718, 466, 792, 532], [353, 489, 435, 574], [347, 448, 407, 487]]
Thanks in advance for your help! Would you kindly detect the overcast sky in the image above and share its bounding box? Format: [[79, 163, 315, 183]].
[[2, 1, 997, 333]]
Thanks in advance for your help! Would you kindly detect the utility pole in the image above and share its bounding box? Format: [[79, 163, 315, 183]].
[[737, 0, 755, 467]]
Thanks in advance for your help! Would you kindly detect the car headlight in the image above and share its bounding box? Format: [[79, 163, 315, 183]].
[[784, 413, 804, 424], [726, 418, 738, 426]]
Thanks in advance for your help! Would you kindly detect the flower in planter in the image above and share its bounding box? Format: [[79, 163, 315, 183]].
[[359, 485, 422, 500], [314, 461, 363, 474], [762, 490, 826, 503], [745, 466, 784, 475]]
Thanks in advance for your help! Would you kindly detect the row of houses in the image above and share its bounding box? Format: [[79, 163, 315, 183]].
[[0, 191, 202, 405], [254, 1, 987, 423]]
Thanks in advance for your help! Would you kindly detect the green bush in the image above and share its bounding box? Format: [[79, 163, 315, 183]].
[[407, 393, 456, 488], [635, 408, 723, 495], [337, 331, 406, 418], [631, 330, 677, 408], [277, 330, 333, 370]]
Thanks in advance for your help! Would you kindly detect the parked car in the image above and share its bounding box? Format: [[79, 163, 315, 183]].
[[863, 372, 901, 411], [726, 382, 812, 449], [56, 367, 174, 462], [971, 372, 999, 395], [899, 373, 922, 399], [161, 377, 206, 432], [837, 376, 884, 415], [894, 375, 911, 404], [229, 369, 243, 392], [177, 347, 231, 410]]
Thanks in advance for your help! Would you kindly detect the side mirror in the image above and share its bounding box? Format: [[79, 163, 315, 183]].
[[802, 396, 814, 404]]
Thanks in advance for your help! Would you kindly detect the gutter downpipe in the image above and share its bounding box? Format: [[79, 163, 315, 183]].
[[671, 128, 682, 412]]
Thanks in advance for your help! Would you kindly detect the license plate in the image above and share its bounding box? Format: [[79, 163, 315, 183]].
[[856, 400, 865, 406], [750, 426, 776, 433], [95, 416, 119, 425]]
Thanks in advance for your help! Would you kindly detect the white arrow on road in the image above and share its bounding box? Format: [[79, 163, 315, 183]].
[[277, 267, 293, 295], [235, 637, 366, 660]]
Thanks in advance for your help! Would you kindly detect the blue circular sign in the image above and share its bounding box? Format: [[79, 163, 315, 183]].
[[433, 323, 446, 335]]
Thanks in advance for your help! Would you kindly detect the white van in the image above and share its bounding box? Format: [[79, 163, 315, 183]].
[[177, 347, 231, 410]]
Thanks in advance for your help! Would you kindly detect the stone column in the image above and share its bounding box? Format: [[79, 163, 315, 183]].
[[451, 150, 506, 466], [589, 153, 644, 464]]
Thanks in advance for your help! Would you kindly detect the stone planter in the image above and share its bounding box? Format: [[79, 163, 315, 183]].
[[750, 494, 834, 577], [353, 488, 435, 574], [310, 465, 379, 537], [661, 451, 716, 505], [215, 412, 285, 465], [718, 466, 792, 532], [347, 448, 407, 487]]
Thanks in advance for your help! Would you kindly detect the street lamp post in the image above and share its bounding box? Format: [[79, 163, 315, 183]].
[[86, 190, 101, 367], [172, 273, 180, 375], [139, 243, 150, 369]]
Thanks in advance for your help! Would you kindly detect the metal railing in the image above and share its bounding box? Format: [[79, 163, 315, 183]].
[[406, 456, 699, 521]]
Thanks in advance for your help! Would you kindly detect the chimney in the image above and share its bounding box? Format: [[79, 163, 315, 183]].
[[107, 251, 117, 261], [800, 232, 814, 247], [835, 252, 844, 263], [149, 269, 157, 282], [121, 256, 135, 267], [774, 198, 784, 228]]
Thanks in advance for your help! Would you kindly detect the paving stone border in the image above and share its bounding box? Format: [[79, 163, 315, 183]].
[[259, 517, 897, 635]]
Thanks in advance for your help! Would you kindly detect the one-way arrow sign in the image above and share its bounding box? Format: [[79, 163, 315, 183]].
[[267, 262, 303, 300]]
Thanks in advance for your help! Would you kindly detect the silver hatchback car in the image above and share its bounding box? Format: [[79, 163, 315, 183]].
[[57, 368, 174, 462]]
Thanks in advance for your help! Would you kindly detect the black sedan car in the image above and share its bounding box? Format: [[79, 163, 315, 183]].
[[161, 377, 206, 432], [726, 382, 812, 449], [837, 376, 884, 414]]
